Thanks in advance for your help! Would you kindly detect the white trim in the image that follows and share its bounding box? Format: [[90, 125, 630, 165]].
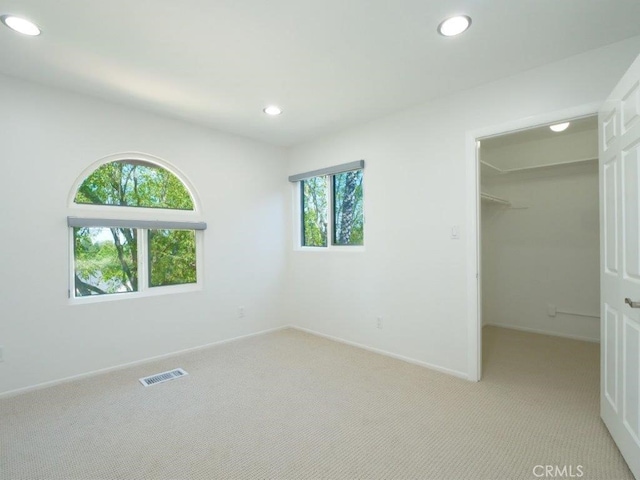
[[1, 324, 471, 398], [294, 246, 366, 253], [465, 137, 481, 382], [465, 102, 601, 383], [484, 323, 600, 343], [70, 280, 202, 305], [0, 326, 289, 399], [290, 326, 469, 380]]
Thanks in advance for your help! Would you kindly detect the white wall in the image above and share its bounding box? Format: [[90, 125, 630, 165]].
[[2, 37, 639, 396], [0, 75, 288, 395], [285, 36, 640, 378], [481, 161, 600, 342]]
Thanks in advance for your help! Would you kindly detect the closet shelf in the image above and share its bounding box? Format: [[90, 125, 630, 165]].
[[481, 157, 597, 175], [480, 192, 511, 206]]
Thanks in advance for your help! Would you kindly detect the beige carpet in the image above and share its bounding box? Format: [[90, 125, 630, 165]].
[[0, 326, 633, 480]]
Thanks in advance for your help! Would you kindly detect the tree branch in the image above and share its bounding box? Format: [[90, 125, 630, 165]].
[[75, 274, 107, 296], [110, 228, 136, 291]]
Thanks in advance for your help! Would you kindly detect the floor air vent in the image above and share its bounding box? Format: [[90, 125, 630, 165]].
[[139, 368, 188, 387]]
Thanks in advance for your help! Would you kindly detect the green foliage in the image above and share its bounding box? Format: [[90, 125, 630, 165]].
[[75, 160, 194, 210], [302, 177, 328, 247], [73, 160, 195, 297], [334, 170, 364, 245], [74, 227, 137, 295], [149, 230, 197, 287]]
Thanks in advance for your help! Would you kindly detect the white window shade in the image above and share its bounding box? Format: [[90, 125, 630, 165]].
[[288, 160, 364, 182], [67, 217, 207, 230]]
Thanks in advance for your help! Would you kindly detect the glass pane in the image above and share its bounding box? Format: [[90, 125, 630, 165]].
[[302, 176, 328, 247], [333, 170, 364, 245], [74, 160, 194, 210], [73, 227, 138, 296], [148, 229, 197, 287]]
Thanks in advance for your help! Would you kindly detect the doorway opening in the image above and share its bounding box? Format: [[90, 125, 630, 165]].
[[477, 114, 600, 378]]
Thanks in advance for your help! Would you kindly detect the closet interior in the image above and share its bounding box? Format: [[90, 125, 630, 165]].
[[480, 116, 600, 343]]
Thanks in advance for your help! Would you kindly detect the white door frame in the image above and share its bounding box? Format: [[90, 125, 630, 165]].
[[465, 102, 601, 382]]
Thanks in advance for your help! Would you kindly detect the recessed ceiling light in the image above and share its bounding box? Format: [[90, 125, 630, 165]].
[[1, 15, 41, 36], [550, 122, 570, 132], [263, 105, 282, 116], [437, 15, 471, 37]]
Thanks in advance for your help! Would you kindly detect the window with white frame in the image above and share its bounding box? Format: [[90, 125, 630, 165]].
[[68, 156, 205, 300], [291, 161, 364, 248]]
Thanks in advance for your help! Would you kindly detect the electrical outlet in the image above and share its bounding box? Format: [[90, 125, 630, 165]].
[[547, 304, 557, 317], [376, 317, 383, 329], [0, 345, 4, 363], [238, 306, 245, 318]]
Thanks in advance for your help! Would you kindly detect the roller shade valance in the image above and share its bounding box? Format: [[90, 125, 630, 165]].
[[67, 217, 207, 230], [288, 160, 364, 183]]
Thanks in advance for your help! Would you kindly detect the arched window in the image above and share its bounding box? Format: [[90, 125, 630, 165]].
[[74, 160, 195, 210], [68, 155, 205, 301]]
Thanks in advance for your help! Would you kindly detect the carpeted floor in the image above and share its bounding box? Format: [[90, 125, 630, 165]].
[[0, 326, 633, 480]]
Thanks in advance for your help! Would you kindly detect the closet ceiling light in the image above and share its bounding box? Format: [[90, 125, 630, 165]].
[[263, 105, 282, 116], [1, 15, 41, 36], [549, 122, 570, 132], [437, 15, 471, 37]]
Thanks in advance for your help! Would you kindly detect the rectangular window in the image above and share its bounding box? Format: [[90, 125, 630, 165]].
[[294, 162, 364, 248], [71, 224, 199, 299]]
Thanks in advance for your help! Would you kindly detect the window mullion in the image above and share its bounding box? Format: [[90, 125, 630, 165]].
[[138, 228, 148, 292], [69, 228, 75, 298], [300, 181, 306, 247], [328, 175, 335, 247]]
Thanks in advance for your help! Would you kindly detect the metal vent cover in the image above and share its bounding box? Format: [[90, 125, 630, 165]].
[[139, 368, 188, 387]]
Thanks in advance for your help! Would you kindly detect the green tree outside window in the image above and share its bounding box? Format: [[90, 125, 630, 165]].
[[72, 160, 197, 297]]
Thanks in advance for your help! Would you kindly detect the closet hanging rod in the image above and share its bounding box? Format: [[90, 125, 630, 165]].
[[555, 308, 600, 319]]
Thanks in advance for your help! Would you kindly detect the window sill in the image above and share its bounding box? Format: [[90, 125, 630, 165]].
[[294, 246, 365, 253], [69, 282, 202, 305]]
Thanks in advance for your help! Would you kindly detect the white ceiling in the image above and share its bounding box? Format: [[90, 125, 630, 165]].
[[1, 1, 640, 146]]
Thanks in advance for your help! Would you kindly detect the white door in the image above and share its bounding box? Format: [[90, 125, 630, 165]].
[[600, 53, 640, 479]]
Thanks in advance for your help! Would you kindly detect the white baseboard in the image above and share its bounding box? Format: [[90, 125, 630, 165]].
[[0, 325, 290, 399], [484, 323, 600, 343], [290, 326, 469, 381]]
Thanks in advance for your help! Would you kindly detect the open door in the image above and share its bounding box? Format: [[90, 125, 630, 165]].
[[600, 53, 640, 479]]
